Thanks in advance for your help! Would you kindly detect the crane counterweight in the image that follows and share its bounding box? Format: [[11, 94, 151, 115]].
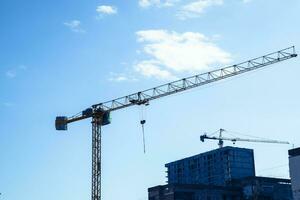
[[55, 116, 68, 130]]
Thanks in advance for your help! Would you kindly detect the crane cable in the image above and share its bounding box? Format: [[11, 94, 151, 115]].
[[139, 105, 147, 154]]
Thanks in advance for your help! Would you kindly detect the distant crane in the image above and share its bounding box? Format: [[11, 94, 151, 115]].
[[55, 46, 297, 200], [200, 128, 290, 148]]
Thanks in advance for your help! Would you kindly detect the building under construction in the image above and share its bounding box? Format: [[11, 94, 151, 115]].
[[149, 147, 293, 200], [289, 147, 300, 200], [166, 147, 255, 186]]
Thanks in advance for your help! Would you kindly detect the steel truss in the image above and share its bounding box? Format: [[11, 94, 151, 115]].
[[91, 117, 102, 200], [90, 46, 296, 114]]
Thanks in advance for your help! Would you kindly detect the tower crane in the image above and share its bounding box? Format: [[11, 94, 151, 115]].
[[55, 46, 297, 200], [200, 128, 290, 148]]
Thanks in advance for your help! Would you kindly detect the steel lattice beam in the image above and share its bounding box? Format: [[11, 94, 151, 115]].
[[92, 46, 296, 112], [62, 46, 297, 125], [91, 117, 102, 200]]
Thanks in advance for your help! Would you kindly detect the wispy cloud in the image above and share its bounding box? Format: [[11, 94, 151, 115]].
[[5, 70, 16, 78], [139, 0, 250, 19], [2, 102, 14, 107], [177, 0, 223, 19], [96, 5, 118, 17], [64, 20, 85, 33], [18, 65, 27, 70], [135, 60, 177, 80], [5, 65, 27, 79], [139, 0, 178, 8], [108, 72, 138, 82], [134, 29, 231, 80]]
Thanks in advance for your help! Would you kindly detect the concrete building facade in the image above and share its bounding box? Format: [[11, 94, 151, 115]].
[[149, 177, 292, 200], [149, 147, 293, 200], [165, 147, 255, 186], [148, 184, 242, 200], [289, 147, 300, 200], [232, 176, 293, 200]]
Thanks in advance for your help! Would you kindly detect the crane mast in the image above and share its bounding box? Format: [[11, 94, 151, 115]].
[[91, 117, 102, 200], [55, 46, 297, 200]]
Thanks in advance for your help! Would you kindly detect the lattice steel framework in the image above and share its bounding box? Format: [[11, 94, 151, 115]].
[[64, 46, 297, 124], [92, 46, 296, 112], [91, 117, 102, 200]]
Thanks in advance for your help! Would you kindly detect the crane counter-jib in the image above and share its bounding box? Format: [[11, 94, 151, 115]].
[[55, 46, 297, 131]]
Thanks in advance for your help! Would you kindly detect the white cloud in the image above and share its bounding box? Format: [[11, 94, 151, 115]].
[[108, 72, 138, 82], [108, 30, 231, 82], [178, 0, 223, 19], [139, 0, 158, 7], [96, 5, 118, 15], [18, 65, 27, 70], [109, 76, 129, 82], [64, 20, 85, 33], [5, 65, 27, 79], [139, 0, 178, 8], [5, 70, 16, 78], [135, 30, 231, 80], [139, 0, 249, 19], [135, 60, 177, 80]]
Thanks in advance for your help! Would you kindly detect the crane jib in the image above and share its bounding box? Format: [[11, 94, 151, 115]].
[[93, 47, 297, 113], [55, 46, 297, 130]]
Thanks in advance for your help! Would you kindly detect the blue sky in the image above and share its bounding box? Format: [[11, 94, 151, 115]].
[[0, 0, 300, 199]]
